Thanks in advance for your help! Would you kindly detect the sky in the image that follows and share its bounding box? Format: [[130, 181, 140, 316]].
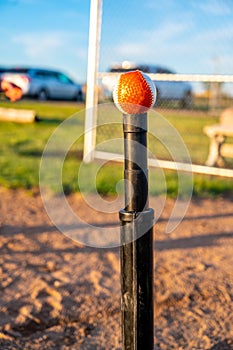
[[0, 0, 233, 86]]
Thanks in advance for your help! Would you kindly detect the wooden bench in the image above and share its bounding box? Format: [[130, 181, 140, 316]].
[[204, 107, 233, 166]]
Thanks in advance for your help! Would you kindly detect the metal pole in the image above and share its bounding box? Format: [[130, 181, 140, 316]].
[[120, 113, 154, 350]]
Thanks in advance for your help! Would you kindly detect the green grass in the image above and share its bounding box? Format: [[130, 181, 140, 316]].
[[0, 100, 232, 197], [0, 100, 84, 190]]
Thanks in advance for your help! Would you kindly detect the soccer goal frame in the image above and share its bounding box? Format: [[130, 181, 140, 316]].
[[83, 0, 233, 178]]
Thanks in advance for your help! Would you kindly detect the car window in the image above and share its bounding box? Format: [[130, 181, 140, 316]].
[[137, 65, 150, 73], [34, 71, 47, 78], [56, 73, 73, 84], [110, 66, 155, 73], [149, 67, 157, 73], [148, 67, 174, 74], [34, 70, 58, 79], [110, 68, 133, 73], [109, 65, 175, 74], [158, 68, 174, 74], [110, 67, 147, 73], [156, 68, 165, 73], [6, 68, 30, 74]]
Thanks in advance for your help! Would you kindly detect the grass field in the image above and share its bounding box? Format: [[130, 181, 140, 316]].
[[0, 99, 232, 197]]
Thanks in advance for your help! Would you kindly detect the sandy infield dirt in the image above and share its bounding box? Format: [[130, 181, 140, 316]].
[[0, 187, 233, 349]]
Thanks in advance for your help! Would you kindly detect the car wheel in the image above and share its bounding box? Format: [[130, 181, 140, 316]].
[[37, 89, 49, 101], [74, 90, 83, 102], [181, 91, 192, 109]]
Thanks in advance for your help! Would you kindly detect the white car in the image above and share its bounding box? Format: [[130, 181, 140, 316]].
[[2, 67, 83, 101], [101, 62, 193, 108]]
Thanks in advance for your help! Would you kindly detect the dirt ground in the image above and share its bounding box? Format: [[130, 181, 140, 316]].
[[0, 186, 233, 350]]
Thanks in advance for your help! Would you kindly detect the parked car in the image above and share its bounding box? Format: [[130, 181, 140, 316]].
[[0, 67, 7, 76], [1, 67, 83, 101], [101, 62, 193, 108]]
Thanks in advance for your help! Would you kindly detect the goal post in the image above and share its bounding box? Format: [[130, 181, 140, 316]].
[[83, 0, 233, 178], [83, 0, 102, 163]]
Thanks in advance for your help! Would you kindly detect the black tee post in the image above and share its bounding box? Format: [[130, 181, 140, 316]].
[[119, 113, 154, 350]]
